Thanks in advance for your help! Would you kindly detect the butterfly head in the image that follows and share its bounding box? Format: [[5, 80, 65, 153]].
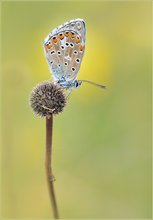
[[74, 80, 82, 89]]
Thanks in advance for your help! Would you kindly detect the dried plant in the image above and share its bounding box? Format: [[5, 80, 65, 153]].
[[29, 80, 66, 117], [29, 80, 67, 218]]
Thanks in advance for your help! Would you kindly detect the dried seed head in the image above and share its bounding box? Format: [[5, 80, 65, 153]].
[[29, 81, 67, 117]]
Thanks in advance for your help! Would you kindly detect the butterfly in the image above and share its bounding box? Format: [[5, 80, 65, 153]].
[[43, 18, 106, 95]]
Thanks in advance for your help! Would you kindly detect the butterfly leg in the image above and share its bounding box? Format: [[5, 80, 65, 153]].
[[66, 88, 72, 100]]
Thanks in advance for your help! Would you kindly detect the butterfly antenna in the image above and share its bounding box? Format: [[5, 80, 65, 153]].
[[79, 80, 106, 89]]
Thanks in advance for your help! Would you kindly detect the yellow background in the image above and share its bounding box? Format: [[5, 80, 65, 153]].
[[1, 1, 152, 218]]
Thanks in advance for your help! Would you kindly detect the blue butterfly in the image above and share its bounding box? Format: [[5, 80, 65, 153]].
[[43, 18, 106, 95]]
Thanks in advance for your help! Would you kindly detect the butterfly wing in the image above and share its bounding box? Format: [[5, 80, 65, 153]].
[[43, 18, 86, 82]]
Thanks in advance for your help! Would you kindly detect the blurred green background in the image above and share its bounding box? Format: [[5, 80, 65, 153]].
[[1, 1, 152, 218]]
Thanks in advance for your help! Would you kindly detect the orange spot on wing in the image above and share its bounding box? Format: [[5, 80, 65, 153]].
[[46, 44, 53, 50], [52, 37, 58, 43], [76, 38, 80, 44], [58, 34, 64, 40], [65, 32, 70, 37], [80, 45, 84, 51], [71, 32, 76, 38]]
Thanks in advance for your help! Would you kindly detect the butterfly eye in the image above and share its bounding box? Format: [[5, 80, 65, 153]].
[[50, 61, 53, 64], [74, 81, 79, 88], [71, 67, 76, 72]]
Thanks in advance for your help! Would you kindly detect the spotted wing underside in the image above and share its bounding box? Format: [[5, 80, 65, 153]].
[[43, 18, 86, 82]]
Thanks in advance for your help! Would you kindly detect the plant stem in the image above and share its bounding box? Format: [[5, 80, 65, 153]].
[[45, 115, 59, 219]]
